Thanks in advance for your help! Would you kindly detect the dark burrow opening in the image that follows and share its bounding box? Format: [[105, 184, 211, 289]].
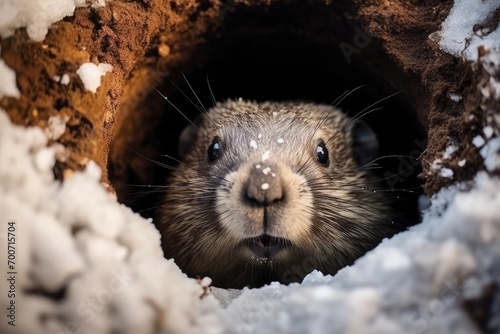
[[108, 1, 427, 278]]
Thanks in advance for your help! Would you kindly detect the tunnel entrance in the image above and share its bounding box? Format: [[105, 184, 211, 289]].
[[108, 1, 426, 231]]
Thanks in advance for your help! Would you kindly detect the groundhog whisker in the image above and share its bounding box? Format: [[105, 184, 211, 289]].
[[156, 99, 413, 288], [206, 76, 218, 108], [153, 86, 201, 130], [181, 73, 208, 113]]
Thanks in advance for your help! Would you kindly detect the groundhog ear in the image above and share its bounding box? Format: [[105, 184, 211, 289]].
[[351, 120, 379, 167], [178, 114, 204, 160]]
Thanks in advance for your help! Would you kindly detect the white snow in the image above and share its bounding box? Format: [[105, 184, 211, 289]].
[[472, 135, 486, 148], [443, 144, 458, 159], [0, 0, 109, 42], [448, 93, 462, 102], [216, 172, 500, 334], [484, 126, 494, 139], [277, 138, 284, 144], [1, 106, 499, 333], [489, 77, 500, 99], [431, 159, 442, 170], [440, 168, 454, 179], [480, 137, 500, 172], [439, 0, 500, 60], [261, 150, 271, 162], [76, 62, 113, 93], [0, 58, 20, 98], [0, 110, 221, 334], [1, 1, 500, 333], [45, 115, 68, 140], [250, 140, 258, 149], [54, 73, 71, 85], [200, 277, 213, 288], [60, 73, 70, 85], [458, 159, 466, 167], [262, 167, 271, 175]]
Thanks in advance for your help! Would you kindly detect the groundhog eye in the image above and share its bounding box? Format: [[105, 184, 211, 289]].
[[207, 137, 222, 162], [316, 141, 329, 166]]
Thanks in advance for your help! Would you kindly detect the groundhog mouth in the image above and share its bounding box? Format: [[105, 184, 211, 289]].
[[243, 234, 288, 259]]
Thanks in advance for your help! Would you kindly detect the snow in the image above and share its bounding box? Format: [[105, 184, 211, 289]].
[[201, 277, 213, 288], [277, 138, 284, 144], [484, 126, 494, 139], [431, 158, 442, 170], [1, 104, 499, 333], [54, 73, 70, 85], [60, 73, 70, 85], [472, 135, 486, 148], [76, 62, 113, 93], [480, 137, 500, 172], [261, 183, 269, 190], [45, 115, 68, 140], [439, 0, 500, 61], [0, 58, 20, 98], [440, 168, 454, 179], [0, 109, 221, 334], [1, 1, 500, 333], [216, 172, 500, 334], [0, 0, 109, 42], [448, 93, 462, 102], [443, 144, 458, 159], [250, 140, 258, 149], [261, 150, 270, 161]]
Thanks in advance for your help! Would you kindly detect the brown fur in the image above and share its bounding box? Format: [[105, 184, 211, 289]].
[[156, 100, 393, 288]]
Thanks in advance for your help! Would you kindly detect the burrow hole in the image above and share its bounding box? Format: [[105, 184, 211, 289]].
[[108, 2, 426, 245]]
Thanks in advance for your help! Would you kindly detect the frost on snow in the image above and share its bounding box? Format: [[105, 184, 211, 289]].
[[76, 62, 113, 93]]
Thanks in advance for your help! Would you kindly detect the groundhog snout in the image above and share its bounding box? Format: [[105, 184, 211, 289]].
[[244, 163, 284, 206]]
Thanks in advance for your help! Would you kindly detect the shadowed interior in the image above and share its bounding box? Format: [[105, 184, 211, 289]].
[[108, 2, 426, 232]]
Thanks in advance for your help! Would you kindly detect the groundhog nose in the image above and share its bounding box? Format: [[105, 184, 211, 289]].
[[245, 164, 283, 206]]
